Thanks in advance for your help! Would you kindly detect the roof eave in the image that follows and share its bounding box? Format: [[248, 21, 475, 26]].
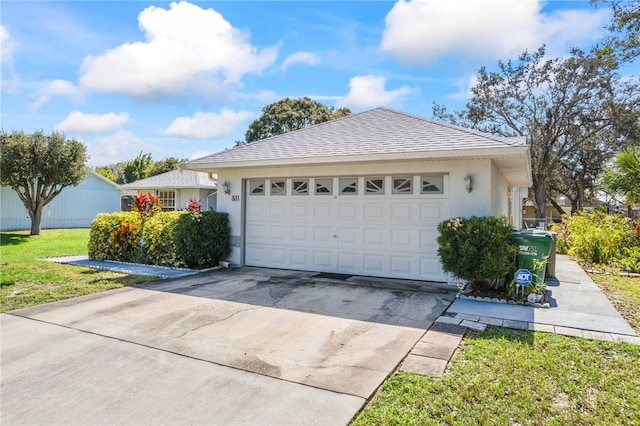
[[183, 146, 530, 172]]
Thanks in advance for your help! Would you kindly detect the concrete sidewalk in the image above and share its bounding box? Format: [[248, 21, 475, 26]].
[[45, 255, 199, 279], [446, 254, 638, 340], [400, 254, 639, 378]]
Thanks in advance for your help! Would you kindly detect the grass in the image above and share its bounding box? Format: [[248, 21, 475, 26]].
[[353, 328, 640, 425], [353, 269, 640, 425], [590, 273, 640, 335], [0, 229, 156, 312]]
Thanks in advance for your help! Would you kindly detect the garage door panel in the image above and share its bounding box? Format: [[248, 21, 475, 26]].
[[313, 251, 334, 269], [337, 251, 359, 272], [291, 250, 311, 268], [269, 202, 288, 219], [391, 203, 414, 222], [419, 229, 439, 249], [363, 202, 386, 222], [390, 228, 415, 248], [338, 203, 359, 221], [313, 202, 333, 221], [313, 227, 334, 244], [337, 227, 358, 245], [363, 254, 385, 275], [246, 223, 268, 243], [390, 256, 413, 276], [268, 225, 288, 242], [420, 257, 442, 276], [290, 226, 310, 242], [363, 228, 385, 247], [291, 202, 310, 220]]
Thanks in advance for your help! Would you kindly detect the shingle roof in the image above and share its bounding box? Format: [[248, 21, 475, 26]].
[[119, 169, 216, 190], [186, 107, 526, 168]]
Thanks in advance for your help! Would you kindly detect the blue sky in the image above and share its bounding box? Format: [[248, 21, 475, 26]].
[[1, 1, 616, 166]]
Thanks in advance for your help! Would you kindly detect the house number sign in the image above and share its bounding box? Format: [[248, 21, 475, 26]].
[[231, 195, 240, 202]]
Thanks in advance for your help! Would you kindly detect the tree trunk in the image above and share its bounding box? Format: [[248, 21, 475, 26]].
[[29, 205, 43, 236], [533, 180, 546, 219]]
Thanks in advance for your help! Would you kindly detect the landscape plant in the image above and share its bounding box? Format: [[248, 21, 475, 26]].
[[558, 210, 640, 271], [437, 216, 516, 289]]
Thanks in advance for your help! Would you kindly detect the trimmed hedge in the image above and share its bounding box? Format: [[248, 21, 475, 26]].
[[88, 212, 139, 261], [88, 210, 231, 269]]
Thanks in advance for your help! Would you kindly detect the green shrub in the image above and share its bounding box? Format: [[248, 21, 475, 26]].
[[89, 210, 231, 269], [142, 211, 186, 268], [565, 211, 637, 266], [175, 210, 231, 268], [88, 212, 139, 261], [437, 216, 516, 287], [548, 221, 570, 254]]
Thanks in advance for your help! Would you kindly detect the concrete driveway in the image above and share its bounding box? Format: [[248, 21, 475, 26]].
[[1, 267, 456, 425]]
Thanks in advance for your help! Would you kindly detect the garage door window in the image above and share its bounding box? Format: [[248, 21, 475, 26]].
[[339, 178, 358, 195], [250, 180, 265, 195], [315, 179, 333, 195], [365, 177, 385, 194], [270, 180, 286, 195], [392, 177, 413, 194], [293, 179, 309, 195], [421, 175, 444, 194]]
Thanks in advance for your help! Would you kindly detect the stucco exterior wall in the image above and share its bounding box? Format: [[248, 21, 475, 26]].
[[1, 174, 120, 231], [214, 158, 500, 266], [490, 160, 510, 218]]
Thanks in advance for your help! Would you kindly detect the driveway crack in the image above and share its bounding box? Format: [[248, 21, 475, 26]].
[[167, 305, 262, 341]]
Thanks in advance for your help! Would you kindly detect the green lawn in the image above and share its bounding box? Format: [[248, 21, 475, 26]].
[[591, 273, 640, 335], [353, 328, 640, 425], [0, 229, 155, 312], [353, 274, 640, 425]]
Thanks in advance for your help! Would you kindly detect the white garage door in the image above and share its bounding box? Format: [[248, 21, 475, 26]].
[[245, 175, 449, 282]]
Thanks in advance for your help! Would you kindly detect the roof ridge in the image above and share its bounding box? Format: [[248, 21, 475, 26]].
[[376, 107, 524, 147]]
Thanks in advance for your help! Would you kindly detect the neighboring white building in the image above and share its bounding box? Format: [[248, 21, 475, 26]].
[[0, 170, 121, 231], [184, 108, 532, 282], [119, 169, 217, 211]]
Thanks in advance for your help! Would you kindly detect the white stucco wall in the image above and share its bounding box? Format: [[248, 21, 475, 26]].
[[213, 158, 501, 266], [1, 174, 120, 231], [490, 160, 510, 218], [128, 188, 216, 211]]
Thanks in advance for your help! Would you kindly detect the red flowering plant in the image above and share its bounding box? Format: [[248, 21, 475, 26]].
[[132, 192, 162, 219], [186, 198, 202, 221]]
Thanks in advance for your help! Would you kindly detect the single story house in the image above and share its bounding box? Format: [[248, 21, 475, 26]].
[[184, 107, 532, 282], [0, 170, 120, 231], [119, 169, 217, 211]]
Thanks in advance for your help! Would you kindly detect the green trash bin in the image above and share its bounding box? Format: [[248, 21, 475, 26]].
[[510, 231, 554, 287]]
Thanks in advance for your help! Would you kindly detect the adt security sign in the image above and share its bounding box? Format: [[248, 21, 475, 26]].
[[515, 269, 533, 286]]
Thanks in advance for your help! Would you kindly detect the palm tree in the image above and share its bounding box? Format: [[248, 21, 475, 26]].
[[604, 146, 640, 217]]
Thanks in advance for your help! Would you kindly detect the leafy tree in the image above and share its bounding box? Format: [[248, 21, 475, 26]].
[[148, 156, 186, 177], [603, 145, 640, 215], [96, 167, 118, 182], [0, 130, 89, 235], [244, 97, 351, 142], [433, 47, 638, 218], [122, 152, 152, 184], [595, 0, 640, 63]]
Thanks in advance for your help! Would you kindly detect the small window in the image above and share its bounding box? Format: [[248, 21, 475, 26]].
[[292, 179, 308, 195], [156, 190, 176, 211], [421, 175, 444, 194], [250, 180, 265, 195], [339, 178, 358, 195], [315, 178, 332, 195], [270, 180, 286, 196], [392, 176, 413, 194], [365, 177, 384, 194]]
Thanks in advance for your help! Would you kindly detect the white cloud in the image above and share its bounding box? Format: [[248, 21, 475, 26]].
[[1, 25, 20, 93], [29, 80, 83, 111], [55, 111, 130, 134], [281, 51, 319, 71], [88, 131, 157, 165], [239, 90, 281, 104], [79, 1, 279, 97], [164, 108, 253, 139], [337, 75, 417, 110], [381, 0, 610, 64]]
